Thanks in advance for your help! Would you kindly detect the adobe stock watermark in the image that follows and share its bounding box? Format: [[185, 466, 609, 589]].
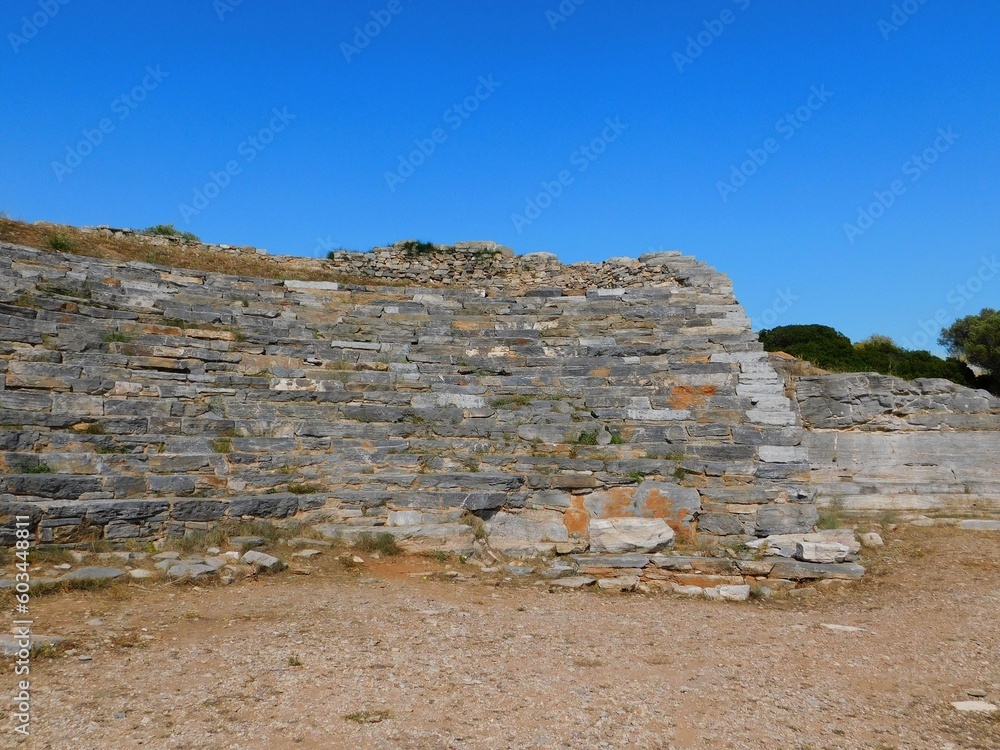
[[546, 0, 586, 31], [878, 0, 931, 40], [716, 84, 833, 201], [178, 107, 296, 223], [674, 0, 753, 73], [900, 255, 998, 350], [510, 116, 628, 233], [51, 65, 169, 183], [7, 0, 71, 54], [341, 0, 408, 63], [214, 0, 246, 22], [384, 75, 501, 192], [752, 288, 799, 330], [842, 127, 959, 244]]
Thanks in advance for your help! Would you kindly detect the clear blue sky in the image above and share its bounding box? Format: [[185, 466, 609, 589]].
[[2, 1, 998, 353]]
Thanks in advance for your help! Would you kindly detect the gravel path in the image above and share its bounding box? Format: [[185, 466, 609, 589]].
[[4, 525, 999, 749]]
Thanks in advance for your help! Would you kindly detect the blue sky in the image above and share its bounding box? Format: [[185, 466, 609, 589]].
[[2, 1, 998, 353]]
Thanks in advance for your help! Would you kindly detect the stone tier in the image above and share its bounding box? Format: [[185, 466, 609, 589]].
[[0, 241, 812, 552]]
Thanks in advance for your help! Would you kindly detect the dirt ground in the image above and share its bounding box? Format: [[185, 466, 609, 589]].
[[2, 525, 999, 750]]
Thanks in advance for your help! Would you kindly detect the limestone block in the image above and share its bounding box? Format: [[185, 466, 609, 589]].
[[589, 518, 674, 554]]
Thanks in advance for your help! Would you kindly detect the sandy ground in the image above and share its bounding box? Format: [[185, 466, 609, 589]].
[[2, 525, 999, 750]]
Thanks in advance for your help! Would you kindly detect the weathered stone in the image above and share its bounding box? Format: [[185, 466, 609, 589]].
[[240, 550, 284, 572], [697, 513, 743, 536], [768, 560, 866, 580], [589, 518, 674, 554], [573, 553, 650, 569], [795, 541, 851, 564], [549, 576, 596, 589], [717, 584, 751, 601], [755, 505, 819, 536], [597, 575, 639, 592], [59, 566, 125, 583], [958, 520, 1000, 531], [858, 532, 884, 547], [230, 536, 266, 549]]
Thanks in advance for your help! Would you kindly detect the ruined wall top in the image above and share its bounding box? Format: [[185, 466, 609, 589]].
[[82, 226, 732, 294]]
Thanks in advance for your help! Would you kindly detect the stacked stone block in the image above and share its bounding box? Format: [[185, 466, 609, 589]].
[[0, 241, 819, 579]]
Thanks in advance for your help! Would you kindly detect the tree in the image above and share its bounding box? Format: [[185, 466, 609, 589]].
[[939, 308, 1000, 374], [758, 323, 981, 389], [758, 324, 860, 371]]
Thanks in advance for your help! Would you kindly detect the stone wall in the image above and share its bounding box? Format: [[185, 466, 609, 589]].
[[82, 226, 723, 292], [0, 239, 823, 565], [792, 373, 1000, 512]]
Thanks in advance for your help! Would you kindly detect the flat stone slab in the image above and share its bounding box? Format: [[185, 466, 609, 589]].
[[717, 584, 750, 601], [572, 554, 650, 569], [957, 520, 1000, 531], [597, 575, 639, 592], [230, 536, 266, 549], [769, 560, 865, 581], [649, 555, 736, 573], [166, 563, 218, 579], [58, 567, 125, 583], [589, 517, 674, 554], [241, 550, 284, 572], [951, 701, 997, 713], [550, 576, 596, 589]]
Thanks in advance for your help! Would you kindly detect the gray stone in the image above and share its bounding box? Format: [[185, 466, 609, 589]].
[[795, 541, 851, 564], [167, 563, 218, 580], [550, 576, 596, 589], [697, 513, 743, 536], [755, 504, 819, 536], [858, 532, 884, 547], [597, 575, 639, 592], [59, 566, 125, 583], [241, 550, 284, 572], [230, 536, 266, 549], [505, 564, 535, 577], [0, 633, 68, 656], [717, 584, 751, 602], [768, 560, 866, 580], [572, 554, 650, 569], [958, 520, 1000, 531], [589, 518, 674, 554]]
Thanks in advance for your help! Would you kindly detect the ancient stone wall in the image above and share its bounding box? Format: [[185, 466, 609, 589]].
[[0, 238, 822, 565], [792, 373, 1000, 512]]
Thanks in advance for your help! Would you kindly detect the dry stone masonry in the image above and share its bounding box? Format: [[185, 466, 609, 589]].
[[0, 236, 868, 593]]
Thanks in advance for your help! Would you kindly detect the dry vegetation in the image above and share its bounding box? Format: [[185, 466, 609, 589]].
[[0, 217, 387, 286]]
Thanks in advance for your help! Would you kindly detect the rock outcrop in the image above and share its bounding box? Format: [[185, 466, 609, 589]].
[[792, 372, 1000, 512]]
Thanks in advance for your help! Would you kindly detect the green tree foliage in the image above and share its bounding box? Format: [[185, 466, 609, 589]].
[[939, 308, 1000, 375], [758, 325, 857, 370], [759, 324, 985, 390]]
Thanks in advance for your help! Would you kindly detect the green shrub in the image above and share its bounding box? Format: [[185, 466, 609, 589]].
[[22, 462, 53, 474], [353, 532, 402, 556], [576, 430, 599, 446], [211, 438, 233, 453], [47, 233, 74, 251], [817, 499, 846, 530], [397, 240, 438, 256], [461, 511, 488, 541], [144, 223, 200, 242], [760, 324, 980, 389], [103, 330, 133, 343], [287, 483, 320, 495]]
